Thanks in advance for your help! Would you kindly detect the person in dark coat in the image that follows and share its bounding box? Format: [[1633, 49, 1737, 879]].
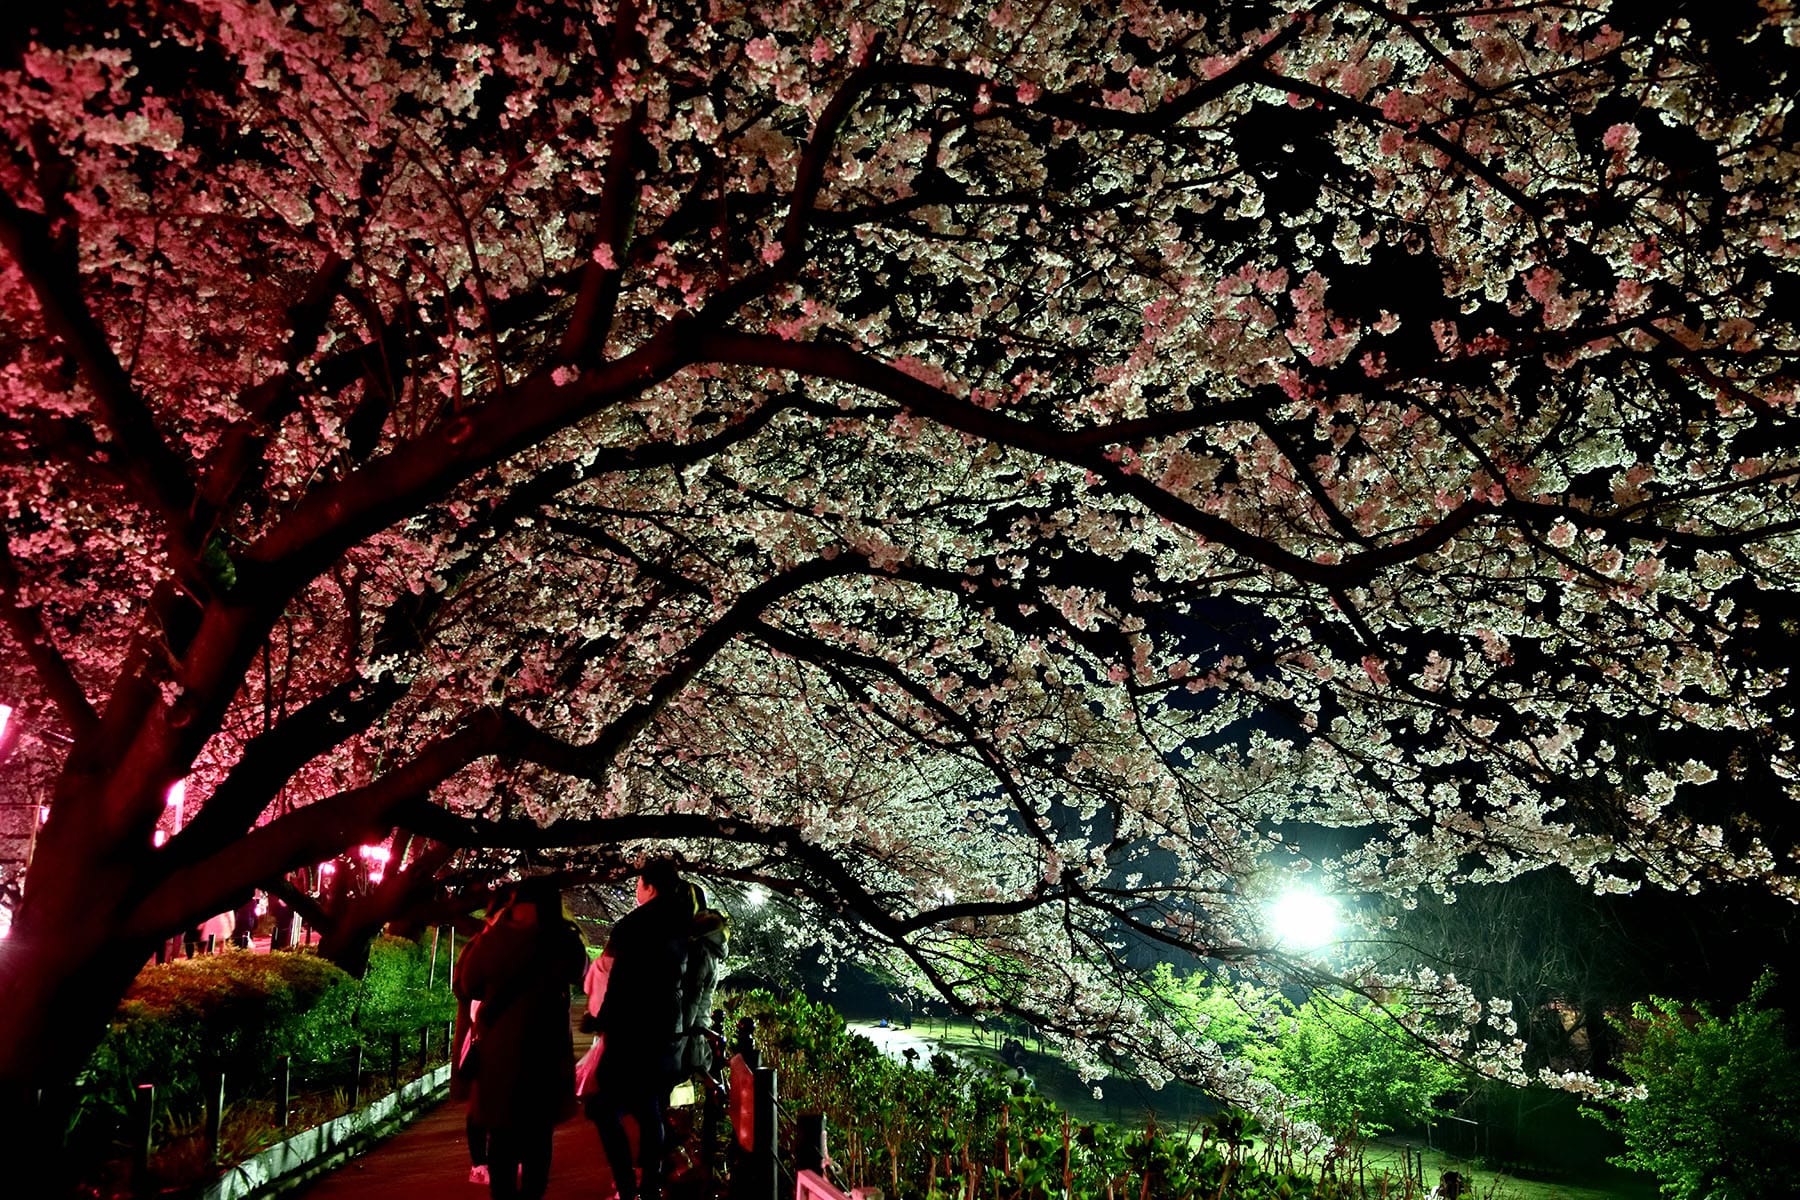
[[455, 877, 587, 1200], [452, 892, 513, 1186], [231, 893, 260, 949], [268, 892, 295, 950], [583, 860, 693, 1200]]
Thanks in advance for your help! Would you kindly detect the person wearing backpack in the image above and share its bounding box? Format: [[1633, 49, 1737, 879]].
[[674, 884, 730, 1078]]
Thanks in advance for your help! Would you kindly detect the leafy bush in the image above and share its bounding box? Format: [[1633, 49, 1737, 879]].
[[1247, 990, 1462, 1138], [75, 950, 358, 1149], [1144, 964, 1258, 1059], [355, 933, 459, 1035], [71, 937, 455, 1160], [1597, 973, 1800, 1200]]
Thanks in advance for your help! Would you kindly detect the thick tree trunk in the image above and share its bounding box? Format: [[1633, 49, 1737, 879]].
[[0, 766, 181, 1169], [0, 906, 159, 1165]]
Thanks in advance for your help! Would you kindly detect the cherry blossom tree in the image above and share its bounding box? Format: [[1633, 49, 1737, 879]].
[[2, 0, 1798, 1147]]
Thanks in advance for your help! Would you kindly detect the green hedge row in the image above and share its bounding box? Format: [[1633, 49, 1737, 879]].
[[68, 936, 457, 1154]]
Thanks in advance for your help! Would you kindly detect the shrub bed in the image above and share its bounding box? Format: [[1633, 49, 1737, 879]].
[[730, 991, 1380, 1200], [61, 935, 456, 1196]]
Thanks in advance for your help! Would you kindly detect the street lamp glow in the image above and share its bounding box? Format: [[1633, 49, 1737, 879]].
[[744, 884, 769, 909], [1269, 889, 1339, 951], [360, 843, 391, 884]]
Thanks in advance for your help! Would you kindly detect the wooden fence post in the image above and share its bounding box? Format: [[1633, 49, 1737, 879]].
[[752, 1065, 778, 1200], [797, 1110, 826, 1175], [277, 1055, 292, 1129]]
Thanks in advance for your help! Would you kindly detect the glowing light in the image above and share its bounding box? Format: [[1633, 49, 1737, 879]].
[[744, 884, 769, 909], [0, 703, 12, 740], [165, 778, 186, 828], [1269, 889, 1339, 952], [359, 843, 391, 884], [153, 830, 168, 847]]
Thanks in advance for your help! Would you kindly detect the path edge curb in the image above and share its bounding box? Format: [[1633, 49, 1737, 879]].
[[194, 1063, 452, 1200]]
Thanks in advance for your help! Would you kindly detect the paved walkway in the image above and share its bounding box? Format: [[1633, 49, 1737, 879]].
[[288, 1092, 616, 1198], [284, 1016, 936, 1198], [843, 1021, 945, 1066], [290, 1003, 621, 1200]]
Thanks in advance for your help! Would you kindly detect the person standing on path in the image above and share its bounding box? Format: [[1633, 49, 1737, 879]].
[[452, 889, 514, 1186], [582, 860, 692, 1200], [456, 876, 587, 1200]]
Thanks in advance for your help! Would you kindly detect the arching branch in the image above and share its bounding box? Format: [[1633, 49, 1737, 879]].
[[0, 189, 198, 544], [0, 536, 97, 739]]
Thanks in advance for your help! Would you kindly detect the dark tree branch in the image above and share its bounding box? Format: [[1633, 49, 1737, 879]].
[[194, 253, 351, 525], [0, 189, 198, 541], [743, 619, 1063, 851], [132, 548, 882, 932], [126, 708, 525, 936], [560, 7, 645, 364], [876, 4, 1324, 136], [165, 671, 411, 866], [244, 329, 692, 587], [1248, 65, 1545, 218], [698, 330, 1498, 586], [0, 537, 98, 738], [316, 834, 457, 967]]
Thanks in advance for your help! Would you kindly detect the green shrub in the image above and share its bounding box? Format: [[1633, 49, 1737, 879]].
[[355, 934, 458, 1035], [726, 991, 1348, 1200], [72, 937, 455, 1158], [1246, 989, 1462, 1139], [1596, 972, 1800, 1200], [74, 950, 357, 1151]]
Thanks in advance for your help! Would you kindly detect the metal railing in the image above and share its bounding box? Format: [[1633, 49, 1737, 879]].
[[44, 1020, 453, 1197]]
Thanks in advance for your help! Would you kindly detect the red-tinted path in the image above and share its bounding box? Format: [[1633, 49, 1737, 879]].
[[290, 1003, 623, 1199], [287, 1091, 617, 1199]]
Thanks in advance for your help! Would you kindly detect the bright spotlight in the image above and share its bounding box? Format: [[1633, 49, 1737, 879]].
[[744, 884, 769, 909], [1269, 889, 1339, 951]]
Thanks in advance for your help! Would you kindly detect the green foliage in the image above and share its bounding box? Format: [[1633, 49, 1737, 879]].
[[72, 938, 454, 1158], [1247, 990, 1461, 1138], [1147, 964, 1257, 1057], [76, 950, 357, 1146], [729, 991, 1356, 1200], [1597, 973, 1800, 1200], [355, 934, 459, 1034]]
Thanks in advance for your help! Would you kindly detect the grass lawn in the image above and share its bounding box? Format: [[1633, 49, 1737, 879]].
[[1355, 1140, 1659, 1200]]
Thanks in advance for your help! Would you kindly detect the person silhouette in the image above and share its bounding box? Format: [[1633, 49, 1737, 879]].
[[455, 877, 586, 1200], [582, 861, 692, 1200]]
